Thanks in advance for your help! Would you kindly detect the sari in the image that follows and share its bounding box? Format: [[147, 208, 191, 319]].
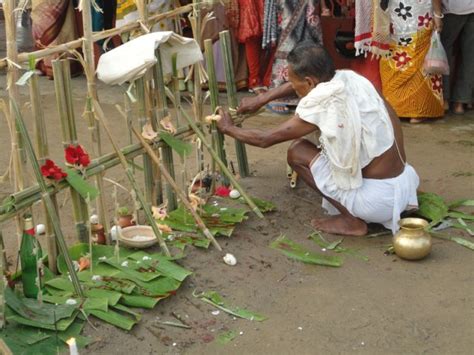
[[380, 0, 444, 119], [264, 0, 323, 104], [31, 0, 80, 77]]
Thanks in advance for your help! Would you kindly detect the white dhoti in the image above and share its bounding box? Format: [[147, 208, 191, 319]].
[[311, 155, 420, 234]]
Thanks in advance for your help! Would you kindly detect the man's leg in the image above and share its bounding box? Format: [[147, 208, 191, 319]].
[[287, 139, 367, 236], [451, 14, 474, 110]]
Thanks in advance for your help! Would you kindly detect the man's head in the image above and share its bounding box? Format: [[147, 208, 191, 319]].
[[287, 42, 335, 97]]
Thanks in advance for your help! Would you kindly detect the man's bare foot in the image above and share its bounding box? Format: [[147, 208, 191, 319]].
[[311, 215, 368, 236]]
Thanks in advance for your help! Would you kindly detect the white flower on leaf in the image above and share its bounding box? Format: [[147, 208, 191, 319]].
[[152, 204, 168, 221]]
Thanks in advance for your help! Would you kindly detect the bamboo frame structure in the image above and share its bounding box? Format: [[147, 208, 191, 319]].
[[219, 30, 250, 178]]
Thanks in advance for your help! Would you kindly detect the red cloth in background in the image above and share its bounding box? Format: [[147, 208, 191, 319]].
[[237, 0, 264, 43], [245, 37, 273, 88], [350, 56, 382, 92]]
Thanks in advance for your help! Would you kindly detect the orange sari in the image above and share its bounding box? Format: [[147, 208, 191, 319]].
[[380, 1, 444, 119]]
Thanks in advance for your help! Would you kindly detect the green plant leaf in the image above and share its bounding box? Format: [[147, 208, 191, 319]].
[[447, 211, 474, 221], [83, 297, 108, 312], [65, 168, 99, 201], [270, 235, 343, 267], [127, 251, 192, 282], [6, 306, 79, 331], [448, 199, 474, 209], [101, 257, 163, 282], [309, 233, 369, 261], [88, 308, 137, 331], [417, 192, 449, 224], [120, 294, 160, 309], [195, 290, 267, 322], [159, 132, 192, 158], [431, 232, 474, 251], [216, 330, 237, 345], [112, 304, 142, 322], [16, 70, 35, 86]]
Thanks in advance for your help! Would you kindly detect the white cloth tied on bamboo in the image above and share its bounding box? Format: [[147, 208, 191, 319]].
[[295, 70, 394, 190], [97, 31, 203, 85]]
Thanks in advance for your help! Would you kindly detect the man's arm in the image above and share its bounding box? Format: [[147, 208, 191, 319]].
[[237, 83, 296, 114], [217, 109, 317, 148]]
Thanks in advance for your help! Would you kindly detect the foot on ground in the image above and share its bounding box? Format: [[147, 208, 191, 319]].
[[453, 102, 465, 115], [409, 117, 429, 124], [311, 215, 368, 236]]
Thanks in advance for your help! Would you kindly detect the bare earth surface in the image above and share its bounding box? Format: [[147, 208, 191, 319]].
[[0, 73, 473, 355]]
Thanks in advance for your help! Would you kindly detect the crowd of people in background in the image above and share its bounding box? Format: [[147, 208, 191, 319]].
[[26, 0, 473, 123]]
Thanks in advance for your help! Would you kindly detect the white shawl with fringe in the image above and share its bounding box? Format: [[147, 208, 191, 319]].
[[296, 70, 394, 190]]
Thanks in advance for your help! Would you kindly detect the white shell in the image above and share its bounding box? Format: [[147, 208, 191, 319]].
[[90, 214, 99, 224], [223, 253, 237, 266], [110, 225, 122, 241], [35, 224, 46, 235], [229, 189, 241, 199]]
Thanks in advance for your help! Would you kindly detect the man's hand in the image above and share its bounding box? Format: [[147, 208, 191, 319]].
[[237, 96, 264, 115], [216, 108, 234, 134]]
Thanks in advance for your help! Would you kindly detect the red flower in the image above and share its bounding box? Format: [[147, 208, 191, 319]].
[[40, 159, 67, 181], [392, 51, 411, 68], [65, 144, 90, 168], [418, 13, 432, 28], [431, 75, 442, 93], [214, 186, 231, 197]]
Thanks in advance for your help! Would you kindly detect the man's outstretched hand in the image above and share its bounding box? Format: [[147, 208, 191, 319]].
[[237, 96, 264, 115], [216, 108, 234, 134]]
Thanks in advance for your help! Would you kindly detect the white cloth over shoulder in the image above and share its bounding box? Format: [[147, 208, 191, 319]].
[[296, 70, 394, 190], [97, 32, 203, 85]]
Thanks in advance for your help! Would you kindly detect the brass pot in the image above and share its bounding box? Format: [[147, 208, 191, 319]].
[[393, 218, 432, 260]]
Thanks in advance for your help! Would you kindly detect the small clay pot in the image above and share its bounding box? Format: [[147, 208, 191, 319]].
[[118, 215, 136, 229]]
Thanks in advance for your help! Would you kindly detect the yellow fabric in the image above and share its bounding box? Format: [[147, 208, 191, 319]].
[[380, 28, 444, 119]]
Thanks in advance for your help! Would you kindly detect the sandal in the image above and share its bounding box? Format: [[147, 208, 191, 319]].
[[249, 86, 268, 95]]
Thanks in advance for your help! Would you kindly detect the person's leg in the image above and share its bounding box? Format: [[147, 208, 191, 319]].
[[451, 14, 474, 113], [440, 14, 466, 110], [287, 139, 368, 236], [245, 37, 264, 91]]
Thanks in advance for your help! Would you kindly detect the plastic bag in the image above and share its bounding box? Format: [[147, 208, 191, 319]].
[[423, 31, 449, 75]]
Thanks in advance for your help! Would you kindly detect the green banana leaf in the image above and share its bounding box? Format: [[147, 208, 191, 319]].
[[417, 192, 449, 224], [309, 233, 369, 261], [78, 272, 137, 294], [216, 330, 237, 345], [270, 235, 343, 267], [167, 235, 211, 251], [159, 132, 193, 158], [112, 303, 142, 322], [88, 308, 137, 331], [120, 294, 160, 309], [0, 323, 62, 355], [131, 276, 182, 297], [101, 257, 163, 282], [128, 251, 192, 282], [447, 211, 474, 221], [83, 297, 108, 312], [195, 290, 267, 322], [6, 306, 79, 331], [57, 320, 91, 348], [65, 168, 99, 201], [5, 287, 77, 325], [448, 199, 474, 209]]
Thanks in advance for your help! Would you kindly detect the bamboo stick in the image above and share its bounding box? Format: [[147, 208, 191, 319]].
[[219, 30, 250, 177], [0, 231, 4, 329], [81, 0, 111, 242], [29, 61, 58, 273], [4, 0, 27, 250], [92, 100, 171, 256], [131, 127, 222, 251], [136, 77, 155, 204], [0, 4, 195, 70], [204, 39, 228, 189], [52, 60, 88, 243], [179, 108, 263, 218], [12, 101, 84, 297]]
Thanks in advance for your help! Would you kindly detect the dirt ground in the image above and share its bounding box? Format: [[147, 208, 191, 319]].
[[0, 70, 473, 355]]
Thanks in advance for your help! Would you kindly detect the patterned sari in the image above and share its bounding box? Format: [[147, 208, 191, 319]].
[[380, 0, 444, 119]]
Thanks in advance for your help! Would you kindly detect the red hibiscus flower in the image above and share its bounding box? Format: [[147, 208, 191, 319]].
[[65, 144, 91, 168], [40, 159, 67, 181], [418, 13, 432, 28], [431, 75, 442, 93], [214, 186, 231, 197], [392, 51, 411, 68]]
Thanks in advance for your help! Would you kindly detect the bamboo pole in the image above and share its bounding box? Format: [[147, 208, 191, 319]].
[[219, 30, 250, 177], [204, 39, 228, 189], [29, 60, 58, 273], [52, 60, 88, 243], [4, 0, 27, 249], [0, 4, 195, 70], [179, 108, 263, 218], [0, 231, 4, 329], [136, 77, 155, 204], [131, 127, 222, 251], [12, 101, 84, 298], [81, 0, 111, 242], [92, 100, 171, 256]]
